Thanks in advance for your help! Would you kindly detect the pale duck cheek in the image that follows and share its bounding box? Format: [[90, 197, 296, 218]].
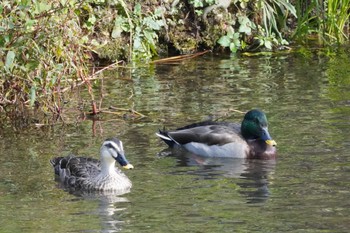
[[184, 142, 247, 158]]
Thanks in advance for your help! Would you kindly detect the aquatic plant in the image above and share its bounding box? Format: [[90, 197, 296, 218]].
[[294, 0, 350, 44]]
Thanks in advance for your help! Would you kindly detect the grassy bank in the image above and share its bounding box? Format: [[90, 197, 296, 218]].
[[0, 0, 349, 124]]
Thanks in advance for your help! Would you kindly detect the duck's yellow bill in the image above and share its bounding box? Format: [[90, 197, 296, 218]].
[[266, 140, 277, 146], [123, 164, 134, 169]]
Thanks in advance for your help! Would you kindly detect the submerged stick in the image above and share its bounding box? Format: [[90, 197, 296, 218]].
[[109, 106, 146, 118], [87, 106, 146, 118], [151, 50, 210, 64]]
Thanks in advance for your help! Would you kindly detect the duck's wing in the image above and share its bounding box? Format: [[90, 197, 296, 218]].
[[67, 156, 101, 178], [158, 124, 243, 147], [51, 155, 101, 188], [176, 120, 240, 131]]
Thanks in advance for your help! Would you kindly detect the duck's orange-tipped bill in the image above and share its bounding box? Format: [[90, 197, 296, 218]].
[[266, 140, 277, 146], [123, 164, 134, 169]]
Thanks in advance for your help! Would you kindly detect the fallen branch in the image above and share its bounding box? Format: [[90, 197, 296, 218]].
[[109, 106, 146, 118], [228, 108, 246, 114], [86, 106, 146, 118], [151, 50, 210, 64]]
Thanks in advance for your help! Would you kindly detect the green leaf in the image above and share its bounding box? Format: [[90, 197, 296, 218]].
[[30, 85, 36, 107], [280, 39, 289, 45], [50, 76, 57, 87], [276, 0, 297, 18], [88, 14, 96, 25], [5, 50, 15, 71], [154, 7, 163, 17], [217, 36, 231, 47], [134, 3, 141, 16], [134, 36, 142, 50], [232, 33, 241, 46], [226, 26, 235, 38], [112, 16, 125, 38], [144, 17, 161, 30], [25, 19, 37, 31], [238, 15, 252, 35], [144, 30, 156, 46], [229, 42, 237, 53], [264, 40, 272, 49], [34, 1, 51, 14]]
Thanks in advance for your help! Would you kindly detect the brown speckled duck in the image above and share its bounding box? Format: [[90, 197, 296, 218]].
[[156, 109, 277, 159], [50, 137, 133, 192]]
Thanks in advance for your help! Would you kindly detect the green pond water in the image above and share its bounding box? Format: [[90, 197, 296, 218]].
[[1, 48, 350, 232]]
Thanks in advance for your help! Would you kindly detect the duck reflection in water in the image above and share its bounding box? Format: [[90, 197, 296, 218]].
[[158, 147, 276, 204]]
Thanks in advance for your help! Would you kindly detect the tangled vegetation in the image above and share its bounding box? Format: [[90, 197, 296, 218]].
[[0, 0, 349, 123]]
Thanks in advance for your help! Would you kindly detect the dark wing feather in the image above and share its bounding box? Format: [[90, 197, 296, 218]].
[[67, 157, 101, 178], [168, 124, 243, 146], [51, 155, 101, 188], [176, 120, 240, 131]]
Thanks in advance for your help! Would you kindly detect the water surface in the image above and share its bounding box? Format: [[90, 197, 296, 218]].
[[1, 48, 350, 232]]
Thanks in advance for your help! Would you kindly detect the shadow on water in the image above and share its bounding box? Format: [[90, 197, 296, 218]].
[[157, 147, 276, 204]]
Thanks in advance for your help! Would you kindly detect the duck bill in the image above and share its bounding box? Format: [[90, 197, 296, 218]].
[[116, 153, 134, 169], [261, 127, 277, 146], [265, 139, 277, 146]]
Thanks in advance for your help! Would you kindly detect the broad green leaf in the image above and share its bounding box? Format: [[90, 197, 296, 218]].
[[50, 76, 57, 86], [134, 36, 142, 50], [144, 30, 156, 46], [226, 26, 235, 38], [144, 17, 161, 30], [233, 33, 241, 46], [264, 40, 272, 49], [35, 1, 51, 14], [88, 14, 96, 24], [112, 16, 125, 38], [229, 42, 237, 53], [281, 39, 289, 45], [25, 19, 36, 30], [217, 36, 231, 47], [238, 15, 252, 35], [5, 50, 15, 71], [154, 7, 163, 17], [134, 3, 141, 15]]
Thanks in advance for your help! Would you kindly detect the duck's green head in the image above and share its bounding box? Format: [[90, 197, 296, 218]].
[[241, 109, 277, 146]]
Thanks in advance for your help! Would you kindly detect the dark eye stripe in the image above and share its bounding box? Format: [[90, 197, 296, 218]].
[[104, 143, 114, 149], [103, 141, 122, 152]]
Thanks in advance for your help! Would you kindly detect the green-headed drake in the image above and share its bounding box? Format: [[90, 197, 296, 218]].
[[50, 137, 134, 193], [156, 109, 277, 159]]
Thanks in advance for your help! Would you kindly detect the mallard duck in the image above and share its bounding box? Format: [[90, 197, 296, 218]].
[[156, 109, 277, 159], [50, 137, 134, 192]]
